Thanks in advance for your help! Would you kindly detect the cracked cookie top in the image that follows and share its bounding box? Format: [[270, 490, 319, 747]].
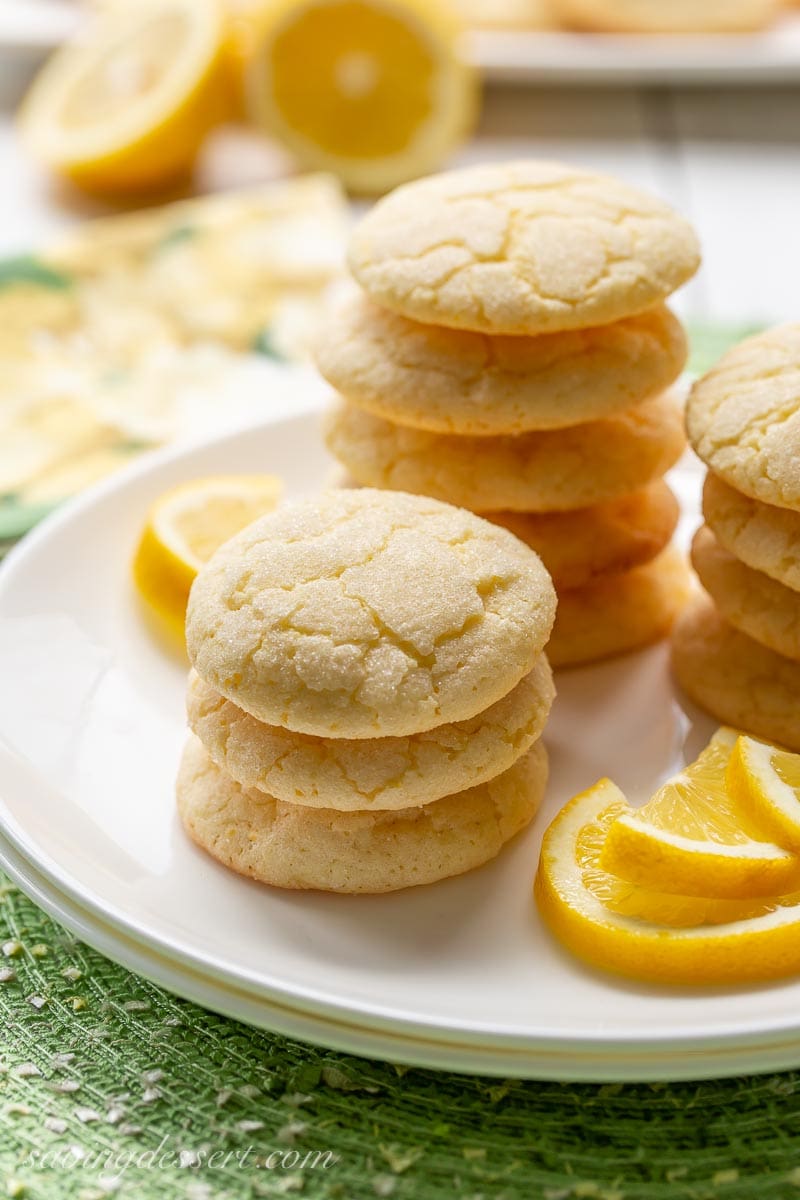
[[687, 323, 800, 512], [314, 291, 687, 434], [186, 655, 553, 811], [691, 524, 800, 663], [325, 388, 686, 513], [703, 473, 800, 594], [671, 593, 800, 754], [176, 736, 549, 893], [348, 160, 700, 335], [185, 488, 557, 738]]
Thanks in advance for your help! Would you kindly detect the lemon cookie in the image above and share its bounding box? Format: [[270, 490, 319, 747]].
[[177, 736, 549, 893], [348, 160, 700, 335], [489, 480, 679, 591], [314, 292, 687, 434], [703, 473, 800, 594], [553, 0, 780, 32], [548, 545, 692, 668], [456, 0, 558, 30], [186, 488, 556, 738], [671, 593, 800, 754], [691, 525, 800, 664], [687, 324, 800, 512], [325, 389, 686, 513], [186, 654, 554, 811]]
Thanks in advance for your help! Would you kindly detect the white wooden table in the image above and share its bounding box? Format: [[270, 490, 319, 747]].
[[1, 70, 799, 329]]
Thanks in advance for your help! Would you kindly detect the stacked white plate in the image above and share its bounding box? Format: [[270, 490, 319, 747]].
[[3, 389, 800, 1081], [4, 2, 800, 85], [468, 14, 800, 85]]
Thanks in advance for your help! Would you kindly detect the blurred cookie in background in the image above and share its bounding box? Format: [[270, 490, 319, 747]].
[[552, 0, 783, 32], [455, 0, 560, 29]]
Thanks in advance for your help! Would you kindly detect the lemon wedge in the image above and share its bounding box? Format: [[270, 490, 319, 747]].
[[535, 779, 800, 986], [20, 0, 230, 193], [728, 737, 800, 853], [241, 0, 477, 193], [598, 729, 800, 900], [132, 473, 282, 632]]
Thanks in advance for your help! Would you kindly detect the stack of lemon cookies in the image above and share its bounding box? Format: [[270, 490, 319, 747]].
[[673, 324, 800, 753], [318, 159, 700, 667], [176, 487, 558, 892]]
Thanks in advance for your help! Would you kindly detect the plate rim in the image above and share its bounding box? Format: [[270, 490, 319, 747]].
[[6, 827, 800, 1082], [467, 16, 800, 86]]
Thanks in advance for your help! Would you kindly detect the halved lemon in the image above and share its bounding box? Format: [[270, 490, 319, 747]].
[[728, 737, 800, 853], [221, 0, 264, 118], [599, 729, 800, 900], [132, 473, 282, 633], [535, 779, 800, 986], [19, 0, 230, 194], [241, 0, 478, 193]]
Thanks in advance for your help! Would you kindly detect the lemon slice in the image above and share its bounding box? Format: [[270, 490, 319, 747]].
[[599, 729, 800, 900], [19, 0, 229, 193], [132, 473, 282, 632], [242, 0, 477, 193], [535, 780, 800, 986], [728, 737, 800, 853]]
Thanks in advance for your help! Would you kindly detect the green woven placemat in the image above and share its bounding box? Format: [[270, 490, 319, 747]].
[[3, 318, 798, 1200], [3, 880, 800, 1200]]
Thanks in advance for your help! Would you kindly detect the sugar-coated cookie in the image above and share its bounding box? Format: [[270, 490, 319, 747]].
[[691, 525, 800, 664], [553, 0, 780, 32], [186, 489, 556, 739], [703, 473, 800, 595], [186, 654, 554, 811], [325, 389, 686, 513], [177, 736, 549, 893], [315, 292, 687, 434], [671, 593, 800, 753], [489, 480, 679, 590], [687, 323, 800, 512], [348, 160, 700, 335], [548, 545, 692, 668]]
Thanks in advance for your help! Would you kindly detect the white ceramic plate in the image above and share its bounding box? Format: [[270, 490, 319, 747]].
[[4, 412, 800, 1081], [0, 826, 574, 1077], [0, 0, 79, 57], [468, 15, 800, 85], [6, 827, 800, 1081]]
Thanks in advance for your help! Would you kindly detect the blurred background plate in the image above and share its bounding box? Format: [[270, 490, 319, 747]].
[[6, 819, 800, 1081], [469, 15, 800, 85], [7, 2, 800, 89], [0, 0, 79, 61]]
